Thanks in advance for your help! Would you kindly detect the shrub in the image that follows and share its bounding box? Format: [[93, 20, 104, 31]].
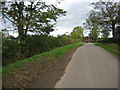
[[2, 39, 24, 66], [3, 35, 78, 66]]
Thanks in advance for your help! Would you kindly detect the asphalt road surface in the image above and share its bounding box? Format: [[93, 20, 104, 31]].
[[55, 43, 118, 88]]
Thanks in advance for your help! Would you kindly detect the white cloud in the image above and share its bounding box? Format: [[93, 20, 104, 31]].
[[50, 1, 92, 36]]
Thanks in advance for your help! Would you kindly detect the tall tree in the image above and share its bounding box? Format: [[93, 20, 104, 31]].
[[1, 1, 66, 43], [91, 0, 119, 38], [83, 10, 100, 41]]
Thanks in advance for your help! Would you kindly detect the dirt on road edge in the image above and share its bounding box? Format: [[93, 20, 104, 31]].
[[3, 45, 82, 88], [26, 45, 81, 88]]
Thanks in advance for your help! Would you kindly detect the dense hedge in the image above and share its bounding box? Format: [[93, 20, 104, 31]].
[[97, 38, 118, 43], [2, 35, 78, 66]]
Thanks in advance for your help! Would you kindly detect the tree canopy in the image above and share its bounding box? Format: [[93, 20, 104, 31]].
[[70, 26, 84, 41], [1, 1, 66, 42], [84, 0, 119, 40]]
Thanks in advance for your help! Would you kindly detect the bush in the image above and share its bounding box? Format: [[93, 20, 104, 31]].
[[2, 39, 24, 66], [3, 35, 78, 66], [97, 38, 118, 43]]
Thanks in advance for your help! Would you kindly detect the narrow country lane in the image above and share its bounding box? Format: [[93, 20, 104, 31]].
[[55, 43, 118, 88]]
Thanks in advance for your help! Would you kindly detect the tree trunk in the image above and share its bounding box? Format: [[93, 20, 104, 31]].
[[112, 23, 115, 39], [17, 2, 24, 43], [18, 24, 24, 42]]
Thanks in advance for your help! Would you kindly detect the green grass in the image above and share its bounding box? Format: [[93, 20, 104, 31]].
[[2, 42, 84, 74], [95, 42, 120, 56]]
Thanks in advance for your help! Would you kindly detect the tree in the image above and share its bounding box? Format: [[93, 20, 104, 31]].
[[90, 0, 119, 38], [70, 26, 84, 41], [83, 10, 100, 41], [89, 28, 99, 42], [101, 24, 110, 39], [1, 1, 66, 43]]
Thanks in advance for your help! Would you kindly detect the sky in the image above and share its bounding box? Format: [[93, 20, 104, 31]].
[[0, 0, 95, 37], [47, 0, 93, 36]]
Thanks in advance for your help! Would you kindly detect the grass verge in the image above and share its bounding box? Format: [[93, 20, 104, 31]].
[[3, 42, 84, 74], [95, 42, 120, 56]]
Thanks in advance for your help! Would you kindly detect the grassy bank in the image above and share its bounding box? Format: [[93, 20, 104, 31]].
[[95, 43, 120, 56], [3, 42, 84, 74]]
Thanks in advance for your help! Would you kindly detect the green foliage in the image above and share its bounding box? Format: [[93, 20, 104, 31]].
[[1, 1, 66, 42], [101, 29, 110, 39], [84, 11, 100, 41], [57, 34, 75, 45], [2, 39, 24, 65], [95, 42, 120, 56], [2, 35, 80, 66], [70, 26, 84, 41], [84, 1, 119, 40], [90, 1, 119, 38], [89, 27, 99, 42], [97, 38, 118, 43], [2, 42, 84, 74]]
